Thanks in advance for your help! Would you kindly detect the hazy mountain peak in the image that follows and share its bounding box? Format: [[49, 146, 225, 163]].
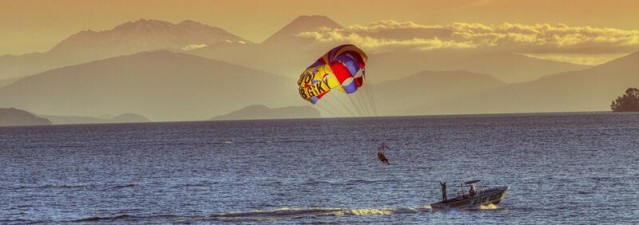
[[47, 18, 248, 61], [288, 15, 343, 29], [79, 30, 98, 34], [263, 15, 342, 44], [105, 19, 225, 34], [112, 18, 172, 31], [179, 20, 206, 26], [63, 29, 99, 40]]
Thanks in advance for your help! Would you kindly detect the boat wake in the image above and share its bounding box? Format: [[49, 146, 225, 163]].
[[479, 203, 499, 210], [211, 206, 433, 222], [43, 204, 505, 223]]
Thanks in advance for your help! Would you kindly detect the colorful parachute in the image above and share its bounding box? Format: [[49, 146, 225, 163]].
[[297, 44, 367, 104]]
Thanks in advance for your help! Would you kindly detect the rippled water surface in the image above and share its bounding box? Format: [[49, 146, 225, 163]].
[[1, 112, 638, 224]]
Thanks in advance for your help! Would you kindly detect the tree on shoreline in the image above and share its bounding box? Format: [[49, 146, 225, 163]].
[[611, 87, 639, 112]]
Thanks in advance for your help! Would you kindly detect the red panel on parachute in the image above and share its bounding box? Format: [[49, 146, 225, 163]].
[[329, 62, 353, 83], [354, 76, 364, 87]]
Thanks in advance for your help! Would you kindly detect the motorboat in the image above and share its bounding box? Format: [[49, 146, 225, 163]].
[[430, 180, 509, 209]]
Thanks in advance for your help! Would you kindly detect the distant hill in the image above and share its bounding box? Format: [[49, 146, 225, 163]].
[[211, 105, 321, 121], [0, 50, 298, 121], [366, 50, 588, 83], [0, 77, 20, 89], [42, 113, 151, 125], [372, 70, 507, 115], [0, 108, 51, 127], [0, 19, 249, 80], [111, 113, 151, 123], [410, 51, 639, 114]]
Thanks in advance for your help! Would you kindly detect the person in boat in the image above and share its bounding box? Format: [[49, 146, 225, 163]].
[[377, 143, 389, 165], [440, 181, 448, 202], [469, 184, 477, 197]]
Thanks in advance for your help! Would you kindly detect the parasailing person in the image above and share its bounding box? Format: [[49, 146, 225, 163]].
[[377, 142, 389, 165]]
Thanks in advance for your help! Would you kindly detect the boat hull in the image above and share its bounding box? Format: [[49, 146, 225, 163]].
[[430, 186, 509, 209]]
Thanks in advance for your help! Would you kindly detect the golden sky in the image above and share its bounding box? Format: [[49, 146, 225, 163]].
[[1, 0, 638, 56]]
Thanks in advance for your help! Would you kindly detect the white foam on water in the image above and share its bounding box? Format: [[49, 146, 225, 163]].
[[211, 206, 432, 222], [480, 203, 499, 210]]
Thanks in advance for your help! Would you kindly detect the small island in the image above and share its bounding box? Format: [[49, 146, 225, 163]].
[[0, 108, 52, 127], [611, 87, 639, 112]]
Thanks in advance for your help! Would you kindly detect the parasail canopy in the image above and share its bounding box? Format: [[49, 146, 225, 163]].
[[297, 44, 368, 104]]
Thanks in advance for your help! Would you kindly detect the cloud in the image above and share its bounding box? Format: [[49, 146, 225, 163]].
[[297, 20, 639, 54], [299, 30, 475, 51], [522, 53, 629, 65], [182, 44, 207, 51], [181, 40, 248, 51]]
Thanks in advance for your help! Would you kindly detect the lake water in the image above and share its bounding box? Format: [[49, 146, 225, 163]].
[[1, 112, 638, 224]]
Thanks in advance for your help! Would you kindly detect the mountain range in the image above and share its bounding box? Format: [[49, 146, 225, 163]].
[[0, 19, 248, 80], [1, 16, 589, 83], [410, 51, 639, 115], [185, 16, 589, 83], [0, 16, 636, 123], [372, 70, 507, 115]]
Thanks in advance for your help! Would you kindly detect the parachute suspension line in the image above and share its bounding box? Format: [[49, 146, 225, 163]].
[[323, 92, 358, 118], [333, 94, 358, 117], [352, 92, 368, 117], [359, 74, 377, 116], [361, 87, 376, 117], [345, 85, 373, 117], [315, 101, 338, 118], [318, 98, 347, 118], [332, 98, 354, 117], [350, 90, 368, 117], [319, 90, 373, 118], [346, 92, 366, 117], [359, 83, 383, 142], [357, 90, 374, 117], [360, 82, 378, 117], [353, 73, 374, 117]]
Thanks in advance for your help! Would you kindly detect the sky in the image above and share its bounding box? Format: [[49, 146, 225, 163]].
[[1, 0, 638, 58]]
